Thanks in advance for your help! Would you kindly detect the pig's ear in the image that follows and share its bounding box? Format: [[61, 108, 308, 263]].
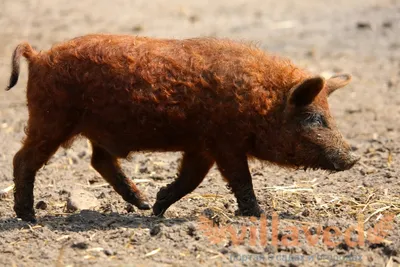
[[326, 74, 352, 95], [289, 77, 325, 106]]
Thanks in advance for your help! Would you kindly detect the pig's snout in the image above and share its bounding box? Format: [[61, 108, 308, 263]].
[[332, 151, 360, 171]]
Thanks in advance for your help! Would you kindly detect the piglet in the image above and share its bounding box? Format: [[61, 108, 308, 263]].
[[6, 34, 359, 221]]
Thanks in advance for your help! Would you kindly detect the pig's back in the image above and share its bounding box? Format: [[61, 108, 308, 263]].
[[40, 34, 270, 114]]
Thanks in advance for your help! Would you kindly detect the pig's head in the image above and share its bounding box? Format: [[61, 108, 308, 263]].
[[253, 74, 360, 172]]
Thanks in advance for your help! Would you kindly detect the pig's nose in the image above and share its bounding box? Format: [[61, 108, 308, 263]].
[[350, 152, 360, 162], [331, 151, 360, 171], [347, 152, 360, 168]]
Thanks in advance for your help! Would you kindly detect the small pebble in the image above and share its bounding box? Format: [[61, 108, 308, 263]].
[[58, 189, 69, 195], [247, 247, 263, 254], [66, 199, 78, 212], [66, 188, 100, 212], [71, 242, 88, 250], [150, 225, 161, 236], [305, 49, 315, 58], [104, 249, 115, 256], [301, 209, 310, 217], [35, 200, 48, 210], [382, 21, 392, 28], [99, 203, 117, 213], [97, 192, 106, 199], [132, 24, 143, 33], [356, 21, 371, 29], [188, 15, 199, 23], [187, 224, 196, 237], [125, 203, 135, 213], [202, 208, 214, 219], [77, 151, 87, 158], [300, 245, 310, 255], [219, 248, 229, 254], [139, 166, 148, 173], [264, 245, 276, 253], [362, 181, 372, 187]]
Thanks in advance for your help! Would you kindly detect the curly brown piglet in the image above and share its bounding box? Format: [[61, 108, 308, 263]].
[[6, 34, 359, 222]]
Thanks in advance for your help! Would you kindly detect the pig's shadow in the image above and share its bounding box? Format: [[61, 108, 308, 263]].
[[0, 210, 303, 233], [0, 210, 190, 232]]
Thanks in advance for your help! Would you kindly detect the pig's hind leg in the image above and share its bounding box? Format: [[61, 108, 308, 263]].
[[216, 153, 264, 217], [13, 109, 77, 222], [90, 143, 150, 210], [152, 151, 214, 216]]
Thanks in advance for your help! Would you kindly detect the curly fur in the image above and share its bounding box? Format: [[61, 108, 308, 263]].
[[7, 34, 357, 221]]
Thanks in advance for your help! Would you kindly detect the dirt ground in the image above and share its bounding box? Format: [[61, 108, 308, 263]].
[[0, 0, 399, 266]]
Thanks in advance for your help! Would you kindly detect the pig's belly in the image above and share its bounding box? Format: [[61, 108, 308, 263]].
[[80, 113, 197, 157]]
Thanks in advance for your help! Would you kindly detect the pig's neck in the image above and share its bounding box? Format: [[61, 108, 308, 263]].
[[244, 64, 310, 165], [247, 86, 298, 167]]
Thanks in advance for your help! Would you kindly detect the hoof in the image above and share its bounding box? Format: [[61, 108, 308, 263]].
[[235, 207, 264, 217], [152, 202, 166, 217], [125, 192, 151, 210], [14, 207, 36, 223], [152, 185, 173, 217], [136, 200, 151, 210], [17, 213, 37, 223]]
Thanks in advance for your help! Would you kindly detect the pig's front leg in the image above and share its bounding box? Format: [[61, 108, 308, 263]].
[[216, 153, 264, 217], [153, 150, 214, 217]]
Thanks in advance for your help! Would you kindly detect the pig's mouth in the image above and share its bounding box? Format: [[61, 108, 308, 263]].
[[319, 152, 360, 172]]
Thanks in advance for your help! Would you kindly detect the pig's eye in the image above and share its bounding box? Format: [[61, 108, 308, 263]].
[[303, 113, 328, 128]]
